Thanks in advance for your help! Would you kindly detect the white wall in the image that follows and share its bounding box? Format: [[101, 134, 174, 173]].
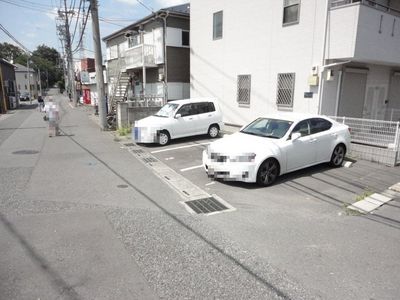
[[328, 4, 400, 65], [190, 0, 328, 125]]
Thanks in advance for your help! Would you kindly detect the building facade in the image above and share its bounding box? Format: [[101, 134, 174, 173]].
[[102, 3, 190, 111], [0, 59, 17, 113], [190, 0, 400, 126], [14, 63, 39, 100]]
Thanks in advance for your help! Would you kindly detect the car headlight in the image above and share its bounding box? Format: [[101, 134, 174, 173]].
[[231, 153, 256, 162]]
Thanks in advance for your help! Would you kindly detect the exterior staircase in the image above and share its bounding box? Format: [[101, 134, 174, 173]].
[[109, 71, 129, 114]]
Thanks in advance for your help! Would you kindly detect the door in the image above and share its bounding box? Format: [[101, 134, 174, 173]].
[[285, 120, 317, 171], [309, 118, 336, 162], [385, 73, 400, 121], [363, 86, 386, 120], [193, 102, 216, 134], [172, 103, 199, 138], [338, 69, 367, 118]]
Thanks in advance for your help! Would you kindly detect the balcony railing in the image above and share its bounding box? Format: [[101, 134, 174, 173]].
[[331, 0, 400, 16], [124, 44, 157, 70]]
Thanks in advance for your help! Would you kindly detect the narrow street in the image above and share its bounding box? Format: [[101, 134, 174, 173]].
[[1, 90, 400, 300], [0, 90, 312, 299]]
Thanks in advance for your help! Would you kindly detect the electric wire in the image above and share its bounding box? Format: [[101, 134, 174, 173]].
[[71, 3, 91, 53], [0, 23, 31, 53]]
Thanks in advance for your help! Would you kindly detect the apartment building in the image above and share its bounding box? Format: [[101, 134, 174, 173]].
[[190, 0, 400, 126], [102, 3, 190, 110], [14, 63, 38, 99]]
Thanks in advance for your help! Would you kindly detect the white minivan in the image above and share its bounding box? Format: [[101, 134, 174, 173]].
[[133, 98, 223, 145]]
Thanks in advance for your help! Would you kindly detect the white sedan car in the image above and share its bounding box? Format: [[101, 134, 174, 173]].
[[134, 98, 223, 146], [202, 113, 351, 186]]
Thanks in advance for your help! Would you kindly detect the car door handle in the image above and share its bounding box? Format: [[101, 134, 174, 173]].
[[208, 114, 212, 117], [310, 138, 317, 143], [188, 118, 193, 120], [331, 133, 338, 137]]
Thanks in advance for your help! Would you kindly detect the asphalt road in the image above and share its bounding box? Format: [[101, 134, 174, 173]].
[[1, 90, 400, 299]]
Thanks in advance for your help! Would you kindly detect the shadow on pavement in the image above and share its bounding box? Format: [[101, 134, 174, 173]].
[[0, 213, 82, 300]]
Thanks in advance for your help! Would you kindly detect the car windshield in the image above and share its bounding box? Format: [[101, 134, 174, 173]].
[[240, 118, 293, 139], [154, 103, 179, 117]]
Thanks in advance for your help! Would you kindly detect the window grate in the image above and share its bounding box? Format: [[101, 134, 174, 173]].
[[277, 73, 295, 108], [237, 75, 251, 106]]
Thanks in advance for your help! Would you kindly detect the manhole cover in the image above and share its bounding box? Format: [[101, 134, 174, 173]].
[[132, 149, 144, 154], [12, 150, 39, 155], [184, 197, 229, 214], [124, 143, 135, 147], [142, 157, 158, 163], [117, 184, 129, 188]]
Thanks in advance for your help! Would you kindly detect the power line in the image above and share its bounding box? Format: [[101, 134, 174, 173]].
[[72, 3, 91, 53], [71, 0, 84, 45], [0, 0, 58, 14], [135, 0, 154, 13], [0, 23, 31, 53]]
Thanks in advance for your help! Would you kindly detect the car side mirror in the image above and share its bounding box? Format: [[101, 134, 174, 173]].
[[291, 132, 301, 141], [175, 114, 182, 119]]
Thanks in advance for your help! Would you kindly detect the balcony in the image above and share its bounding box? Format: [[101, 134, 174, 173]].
[[124, 44, 158, 70], [328, 0, 400, 65]]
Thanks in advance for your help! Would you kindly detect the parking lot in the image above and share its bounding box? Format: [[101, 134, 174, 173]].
[[126, 131, 400, 300]]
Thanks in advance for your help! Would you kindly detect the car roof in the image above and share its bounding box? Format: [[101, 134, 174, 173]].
[[168, 98, 217, 105], [261, 112, 331, 123]]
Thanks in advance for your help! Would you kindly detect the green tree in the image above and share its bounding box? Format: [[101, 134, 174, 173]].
[[31, 45, 63, 88], [0, 42, 24, 61]]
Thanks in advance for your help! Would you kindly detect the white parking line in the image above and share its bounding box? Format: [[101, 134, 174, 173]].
[[180, 164, 204, 172], [205, 182, 216, 186], [151, 142, 210, 154]]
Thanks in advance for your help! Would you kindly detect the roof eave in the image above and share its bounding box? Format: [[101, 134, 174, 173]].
[[102, 10, 189, 42]]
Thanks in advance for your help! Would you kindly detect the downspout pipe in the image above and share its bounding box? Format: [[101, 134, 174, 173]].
[[317, 0, 331, 114], [160, 11, 169, 103]]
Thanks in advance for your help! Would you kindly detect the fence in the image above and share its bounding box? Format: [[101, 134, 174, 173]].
[[330, 116, 400, 166]]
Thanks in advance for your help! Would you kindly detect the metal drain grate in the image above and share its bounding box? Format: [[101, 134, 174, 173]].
[[142, 157, 158, 163], [124, 143, 135, 147], [132, 149, 144, 154], [184, 197, 228, 214]]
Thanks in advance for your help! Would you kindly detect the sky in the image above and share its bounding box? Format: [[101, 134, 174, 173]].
[[0, 0, 188, 60]]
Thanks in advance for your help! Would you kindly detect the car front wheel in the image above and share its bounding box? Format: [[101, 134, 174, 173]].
[[208, 124, 219, 138], [330, 144, 346, 167], [158, 130, 170, 146], [256, 158, 279, 186]]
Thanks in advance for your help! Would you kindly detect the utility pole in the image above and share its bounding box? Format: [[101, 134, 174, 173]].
[[59, 1, 77, 107], [38, 68, 42, 96], [27, 57, 31, 104], [89, 0, 107, 130]]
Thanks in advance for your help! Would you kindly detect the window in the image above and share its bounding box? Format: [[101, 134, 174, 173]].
[[283, 0, 300, 25], [192, 102, 215, 114], [292, 120, 310, 137], [310, 118, 332, 134], [182, 31, 189, 46], [213, 11, 223, 40], [237, 75, 251, 106], [128, 34, 141, 48], [208, 102, 216, 112], [107, 45, 118, 60], [177, 104, 193, 117], [276, 73, 295, 108]]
